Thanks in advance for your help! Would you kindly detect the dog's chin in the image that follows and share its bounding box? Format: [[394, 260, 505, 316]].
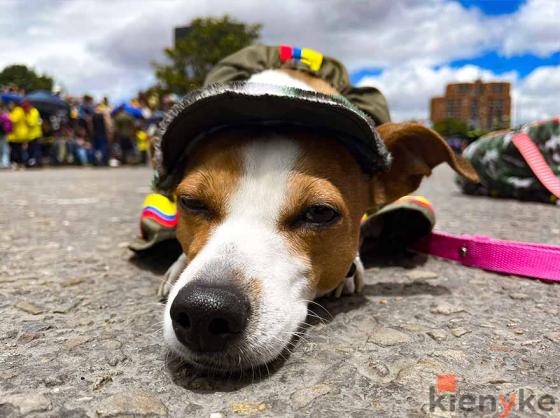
[[164, 334, 289, 374], [172, 350, 279, 374]]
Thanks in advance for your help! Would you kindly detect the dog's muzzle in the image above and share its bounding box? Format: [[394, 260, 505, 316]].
[[170, 282, 250, 352]]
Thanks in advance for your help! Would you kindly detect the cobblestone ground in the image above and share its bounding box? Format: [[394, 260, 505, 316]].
[[1, 166, 559, 417]]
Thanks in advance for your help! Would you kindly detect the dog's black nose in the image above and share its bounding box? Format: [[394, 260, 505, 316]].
[[170, 282, 250, 352]]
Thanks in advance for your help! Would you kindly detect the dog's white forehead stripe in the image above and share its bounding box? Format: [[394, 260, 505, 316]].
[[229, 138, 300, 224]]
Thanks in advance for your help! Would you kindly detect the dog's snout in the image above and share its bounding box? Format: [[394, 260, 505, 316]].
[[170, 282, 250, 352]]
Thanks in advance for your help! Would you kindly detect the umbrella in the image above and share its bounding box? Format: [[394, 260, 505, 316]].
[[111, 103, 144, 119], [0, 93, 22, 104], [23, 90, 69, 115]]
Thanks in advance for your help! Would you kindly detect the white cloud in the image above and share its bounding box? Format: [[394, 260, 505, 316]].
[[0, 0, 502, 96], [514, 66, 560, 122], [358, 63, 559, 125], [500, 0, 560, 57], [0, 0, 558, 124]]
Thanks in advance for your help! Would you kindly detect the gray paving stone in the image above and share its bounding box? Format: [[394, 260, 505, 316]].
[[1, 165, 559, 417]]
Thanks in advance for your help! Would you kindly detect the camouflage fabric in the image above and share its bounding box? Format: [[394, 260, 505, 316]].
[[360, 196, 435, 256], [205, 44, 391, 125], [457, 118, 560, 203]]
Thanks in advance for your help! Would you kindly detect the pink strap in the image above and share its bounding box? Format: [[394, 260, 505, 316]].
[[512, 132, 560, 199], [413, 231, 560, 281]]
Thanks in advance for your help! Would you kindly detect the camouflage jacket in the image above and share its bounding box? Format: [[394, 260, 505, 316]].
[[457, 118, 560, 203]]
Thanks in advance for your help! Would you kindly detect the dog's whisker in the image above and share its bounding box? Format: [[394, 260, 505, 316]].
[[305, 312, 328, 325], [266, 335, 297, 356], [297, 321, 316, 329], [303, 299, 333, 321], [277, 330, 310, 344]]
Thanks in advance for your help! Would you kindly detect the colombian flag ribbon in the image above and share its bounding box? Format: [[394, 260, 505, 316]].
[[141, 193, 178, 228], [279, 45, 324, 72]]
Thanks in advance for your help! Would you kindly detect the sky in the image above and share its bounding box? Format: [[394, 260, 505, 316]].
[[0, 0, 558, 125]]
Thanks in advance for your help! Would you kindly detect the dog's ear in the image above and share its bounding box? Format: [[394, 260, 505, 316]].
[[370, 123, 479, 209]]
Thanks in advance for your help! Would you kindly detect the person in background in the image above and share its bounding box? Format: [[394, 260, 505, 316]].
[[71, 120, 91, 166], [77, 94, 94, 146], [54, 122, 85, 166], [50, 125, 67, 165], [7, 101, 28, 169], [91, 103, 113, 166], [41, 118, 56, 164], [135, 121, 150, 165], [113, 108, 135, 165], [22, 100, 43, 167], [99, 96, 112, 113], [80, 95, 94, 117], [0, 102, 13, 168]]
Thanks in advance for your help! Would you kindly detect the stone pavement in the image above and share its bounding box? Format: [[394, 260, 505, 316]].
[[1, 166, 559, 417]]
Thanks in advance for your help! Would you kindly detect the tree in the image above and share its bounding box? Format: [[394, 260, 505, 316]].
[[153, 16, 261, 94], [0, 64, 54, 93], [433, 118, 469, 138]]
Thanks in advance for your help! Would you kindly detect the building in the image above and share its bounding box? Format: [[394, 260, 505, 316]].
[[174, 26, 191, 46], [430, 80, 511, 132]]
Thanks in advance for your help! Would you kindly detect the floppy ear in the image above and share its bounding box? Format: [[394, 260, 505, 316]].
[[370, 123, 479, 209]]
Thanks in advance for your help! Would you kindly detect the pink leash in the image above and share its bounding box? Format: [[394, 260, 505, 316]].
[[413, 128, 560, 281], [512, 131, 560, 199], [413, 232, 560, 281]]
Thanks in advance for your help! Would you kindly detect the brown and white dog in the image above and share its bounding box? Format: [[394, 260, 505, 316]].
[[161, 69, 478, 371]]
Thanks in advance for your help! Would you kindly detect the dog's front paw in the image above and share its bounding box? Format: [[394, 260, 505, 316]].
[[332, 255, 365, 298], [157, 253, 189, 302]]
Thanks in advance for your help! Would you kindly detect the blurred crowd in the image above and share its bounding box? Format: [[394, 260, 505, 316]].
[[0, 86, 178, 170]]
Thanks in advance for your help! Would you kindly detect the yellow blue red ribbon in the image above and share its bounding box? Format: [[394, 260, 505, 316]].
[[279, 45, 323, 72], [141, 193, 178, 228]]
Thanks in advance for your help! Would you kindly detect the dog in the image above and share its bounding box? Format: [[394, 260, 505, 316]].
[[152, 46, 478, 372]]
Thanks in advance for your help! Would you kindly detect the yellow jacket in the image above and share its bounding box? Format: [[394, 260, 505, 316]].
[[26, 107, 42, 140], [136, 130, 149, 152], [7, 106, 28, 143]]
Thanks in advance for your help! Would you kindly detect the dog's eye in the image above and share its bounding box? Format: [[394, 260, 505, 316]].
[[178, 196, 210, 215], [301, 204, 340, 226]]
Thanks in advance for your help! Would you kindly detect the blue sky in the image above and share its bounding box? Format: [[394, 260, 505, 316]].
[[351, 0, 559, 84], [456, 0, 526, 15], [446, 51, 560, 77], [443, 0, 559, 78], [352, 51, 560, 84]]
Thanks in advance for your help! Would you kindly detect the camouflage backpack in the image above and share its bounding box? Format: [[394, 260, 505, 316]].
[[457, 118, 560, 204]]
